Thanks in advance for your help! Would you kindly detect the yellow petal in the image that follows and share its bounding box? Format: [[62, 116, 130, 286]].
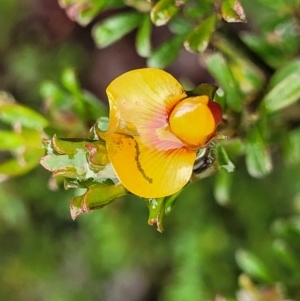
[[169, 96, 217, 148], [106, 68, 187, 136], [106, 133, 196, 198]]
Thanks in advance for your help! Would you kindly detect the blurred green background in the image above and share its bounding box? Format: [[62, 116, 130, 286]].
[[1, 0, 300, 300]]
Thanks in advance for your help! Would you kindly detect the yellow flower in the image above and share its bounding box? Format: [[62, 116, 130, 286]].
[[102, 68, 222, 198]]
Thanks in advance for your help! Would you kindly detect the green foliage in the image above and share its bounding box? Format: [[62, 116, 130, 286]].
[[221, 0, 246, 23], [1, 0, 300, 300], [92, 12, 142, 48], [262, 61, 300, 113], [0, 92, 47, 179]]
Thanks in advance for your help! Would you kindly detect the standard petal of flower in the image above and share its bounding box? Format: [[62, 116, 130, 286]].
[[106, 133, 196, 198], [105, 68, 187, 136]]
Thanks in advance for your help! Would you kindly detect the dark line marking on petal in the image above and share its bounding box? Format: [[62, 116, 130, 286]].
[[114, 132, 154, 184], [132, 137, 153, 184]]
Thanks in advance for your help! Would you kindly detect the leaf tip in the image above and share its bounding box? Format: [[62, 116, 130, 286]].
[[70, 195, 90, 220]]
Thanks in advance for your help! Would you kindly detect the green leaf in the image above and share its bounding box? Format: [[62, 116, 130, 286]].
[[268, 59, 300, 90], [125, 0, 152, 12], [214, 170, 232, 206], [186, 83, 218, 99], [0, 159, 35, 180], [147, 34, 185, 68], [251, 0, 288, 10], [92, 12, 142, 48], [0, 149, 43, 179], [272, 217, 300, 241], [147, 197, 166, 232], [273, 240, 300, 274], [77, 0, 107, 26], [61, 68, 86, 117], [164, 189, 183, 214], [168, 16, 193, 35], [184, 15, 216, 53], [70, 183, 128, 220], [136, 15, 152, 57], [0, 103, 48, 129], [216, 145, 235, 172], [82, 90, 108, 119], [0, 131, 24, 150], [283, 128, 300, 165], [262, 72, 300, 113], [40, 81, 67, 106], [236, 249, 274, 283], [40, 74, 107, 121], [245, 125, 272, 178], [206, 53, 244, 111], [61, 68, 80, 94], [220, 138, 245, 158], [221, 0, 246, 23], [150, 0, 185, 26], [48, 135, 86, 155], [241, 28, 295, 68], [59, 0, 124, 26], [214, 35, 265, 95], [184, 1, 213, 21]]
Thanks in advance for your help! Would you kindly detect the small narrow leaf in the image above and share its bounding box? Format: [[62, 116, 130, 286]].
[[50, 135, 86, 155], [92, 12, 142, 48], [272, 217, 300, 240], [214, 170, 232, 206], [184, 15, 216, 53], [61, 68, 80, 94], [283, 128, 300, 165], [150, 0, 184, 26], [136, 15, 152, 57], [0, 103, 48, 129], [40, 81, 66, 101], [0, 150, 43, 178], [236, 249, 274, 283], [273, 240, 300, 274], [216, 145, 235, 172], [82, 90, 108, 118], [206, 53, 244, 111], [0, 131, 24, 150], [59, 0, 122, 26], [262, 73, 300, 113], [245, 126, 272, 178], [187, 83, 218, 99], [125, 0, 152, 12], [214, 35, 265, 94], [147, 35, 185, 68], [168, 16, 193, 34], [220, 138, 245, 158], [221, 0, 246, 23], [268, 59, 300, 89], [70, 183, 127, 219], [77, 0, 107, 26]]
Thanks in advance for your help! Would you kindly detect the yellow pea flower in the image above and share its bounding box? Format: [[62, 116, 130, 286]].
[[102, 68, 222, 198]]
